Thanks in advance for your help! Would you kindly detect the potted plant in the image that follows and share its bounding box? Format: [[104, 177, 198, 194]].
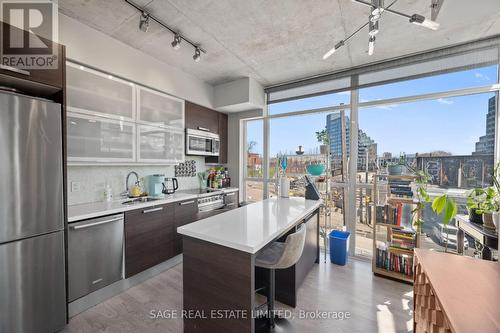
[[410, 167, 459, 252], [411, 170, 432, 234], [315, 128, 330, 155], [388, 153, 408, 176], [466, 188, 485, 224], [306, 159, 326, 176], [467, 162, 500, 230], [431, 193, 458, 252], [474, 186, 498, 230]]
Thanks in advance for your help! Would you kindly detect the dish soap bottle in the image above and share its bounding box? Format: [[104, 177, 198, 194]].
[[104, 184, 113, 202]]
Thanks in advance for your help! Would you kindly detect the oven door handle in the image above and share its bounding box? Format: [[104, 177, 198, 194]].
[[198, 203, 226, 212]]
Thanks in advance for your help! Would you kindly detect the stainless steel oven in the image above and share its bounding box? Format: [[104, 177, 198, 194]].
[[186, 128, 220, 156]]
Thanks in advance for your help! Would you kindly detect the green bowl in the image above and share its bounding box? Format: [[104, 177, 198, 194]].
[[306, 164, 326, 176]]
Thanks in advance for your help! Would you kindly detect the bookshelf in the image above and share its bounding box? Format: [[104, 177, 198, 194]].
[[372, 174, 421, 284]]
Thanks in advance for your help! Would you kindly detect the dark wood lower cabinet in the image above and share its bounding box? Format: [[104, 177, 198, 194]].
[[125, 194, 239, 278], [173, 199, 198, 256], [125, 203, 175, 278]]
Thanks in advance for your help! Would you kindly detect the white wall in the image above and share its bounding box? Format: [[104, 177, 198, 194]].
[[59, 14, 214, 108], [68, 158, 205, 205]]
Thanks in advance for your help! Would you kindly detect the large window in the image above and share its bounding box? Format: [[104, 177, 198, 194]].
[[268, 92, 350, 115], [242, 43, 500, 258], [244, 119, 264, 202]]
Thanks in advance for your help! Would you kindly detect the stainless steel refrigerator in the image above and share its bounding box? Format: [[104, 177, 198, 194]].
[[0, 91, 66, 333]]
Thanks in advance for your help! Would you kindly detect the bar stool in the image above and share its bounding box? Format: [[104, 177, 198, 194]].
[[255, 224, 307, 331]]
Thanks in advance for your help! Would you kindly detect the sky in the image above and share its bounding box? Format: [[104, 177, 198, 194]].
[[247, 65, 498, 157]]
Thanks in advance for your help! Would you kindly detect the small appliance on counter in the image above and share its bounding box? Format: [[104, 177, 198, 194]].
[[162, 177, 179, 195], [145, 174, 166, 197], [144, 175, 179, 196]]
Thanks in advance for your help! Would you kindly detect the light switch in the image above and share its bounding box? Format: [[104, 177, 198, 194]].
[[71, 182, 81, 192]]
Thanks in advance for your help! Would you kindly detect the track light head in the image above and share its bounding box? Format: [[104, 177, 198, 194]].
[[409, 14, 440, 30], [171, 34, 182, 50], [370, 0, 384, 19], [193, 47, 201, 62], [323, 40, 345, 60], [368, 36, 375, 56], [139, 12, 150, 32], [368, 20, 379, 36]]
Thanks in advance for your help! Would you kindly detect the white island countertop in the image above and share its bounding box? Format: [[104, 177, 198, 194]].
[[177, 197, 322, 254]]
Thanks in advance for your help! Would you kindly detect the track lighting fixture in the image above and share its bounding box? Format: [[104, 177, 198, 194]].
[[171, 34, 182, 50], [409, 14, 440, 30], [323, 0, 439, 59], [193, 48, 201, 63], [368, 20, 379, 36], [322, 41, 345, 60], [139, 12, 150, 32], [368, 36, 376, 55], [125, 0, 207, 61]]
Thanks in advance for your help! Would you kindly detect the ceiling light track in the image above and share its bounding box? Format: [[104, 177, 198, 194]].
[[324, 0, 439, 59], [124, 0, 206, 59]]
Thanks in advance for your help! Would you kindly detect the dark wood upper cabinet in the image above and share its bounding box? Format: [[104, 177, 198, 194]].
[[124, 203, 175, 278], [185, 101, 228, 164], [185, 101, 219, 133], [0, 22, 64, 90], [217, 113, 228, 164]]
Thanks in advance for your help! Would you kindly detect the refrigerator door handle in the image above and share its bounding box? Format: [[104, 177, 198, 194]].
[[70, 217, 123, 230]]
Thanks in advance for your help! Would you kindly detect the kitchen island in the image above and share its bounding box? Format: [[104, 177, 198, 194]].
[[177, 197, 322, 333]]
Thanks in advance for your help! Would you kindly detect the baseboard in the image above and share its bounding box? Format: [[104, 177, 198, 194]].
[[68, 254, 183, 318]]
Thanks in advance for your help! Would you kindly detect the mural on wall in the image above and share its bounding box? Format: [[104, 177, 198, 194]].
[[418, 155, 494, 189]]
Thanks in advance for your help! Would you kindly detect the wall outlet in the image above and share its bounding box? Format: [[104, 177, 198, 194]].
[[71, 181, 81, 192]]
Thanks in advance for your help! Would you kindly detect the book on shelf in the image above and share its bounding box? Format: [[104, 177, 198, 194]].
[[376, 203, 414, 227], [388, 178, 414, 198], [375, 244, 414, 277], [390, 229, 416, 252]]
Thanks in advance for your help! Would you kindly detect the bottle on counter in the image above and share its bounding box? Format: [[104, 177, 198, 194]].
[[104, 184, 113, 202]]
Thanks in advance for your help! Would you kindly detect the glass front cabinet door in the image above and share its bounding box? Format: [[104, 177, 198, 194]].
[[137, 86, 184, 130], [137, 125, 184, 164], [67, 113, 136, 162], [66, 62, 135, 121]]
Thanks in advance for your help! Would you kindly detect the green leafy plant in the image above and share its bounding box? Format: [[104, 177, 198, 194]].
[[466, 162, 500, 214], [409, 167, 459, 251], [431, 194, 458, 252], [315, 128, 330, 145], [411, 170, 432, 231]]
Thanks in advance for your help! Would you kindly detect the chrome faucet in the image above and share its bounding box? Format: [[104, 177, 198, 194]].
[[123, 171, 139, 197]]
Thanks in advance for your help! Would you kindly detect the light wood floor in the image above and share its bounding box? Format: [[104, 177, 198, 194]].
[[63, 257, 413, 333]]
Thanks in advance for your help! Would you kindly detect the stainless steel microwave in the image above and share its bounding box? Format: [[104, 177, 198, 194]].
[[186, 128, 220, 156]]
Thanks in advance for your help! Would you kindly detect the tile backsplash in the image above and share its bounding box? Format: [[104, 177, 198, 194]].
[[68, 157, 206, 205]]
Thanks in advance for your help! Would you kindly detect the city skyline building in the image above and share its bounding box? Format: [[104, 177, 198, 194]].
[[474, 96, 496, 155], [326, 112, 377, 168]]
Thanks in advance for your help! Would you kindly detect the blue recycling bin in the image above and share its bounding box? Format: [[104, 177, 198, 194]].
[[329, 230, 350, 265]]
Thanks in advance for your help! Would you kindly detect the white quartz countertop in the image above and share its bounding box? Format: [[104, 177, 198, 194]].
[[68, 188, 239, 222], [177, 197, 322, 254]]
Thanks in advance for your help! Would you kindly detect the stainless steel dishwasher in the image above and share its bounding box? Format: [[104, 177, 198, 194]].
[[68, 214, 124, 302]]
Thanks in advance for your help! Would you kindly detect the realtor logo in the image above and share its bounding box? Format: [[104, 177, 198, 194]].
[[0, 0, 58, 69]]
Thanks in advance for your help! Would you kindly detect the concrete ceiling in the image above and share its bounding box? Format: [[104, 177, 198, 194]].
[[58, 0, 500, 87]]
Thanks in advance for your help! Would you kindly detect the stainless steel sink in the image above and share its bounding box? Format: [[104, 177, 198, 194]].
[[122, 197, 161, 205]]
